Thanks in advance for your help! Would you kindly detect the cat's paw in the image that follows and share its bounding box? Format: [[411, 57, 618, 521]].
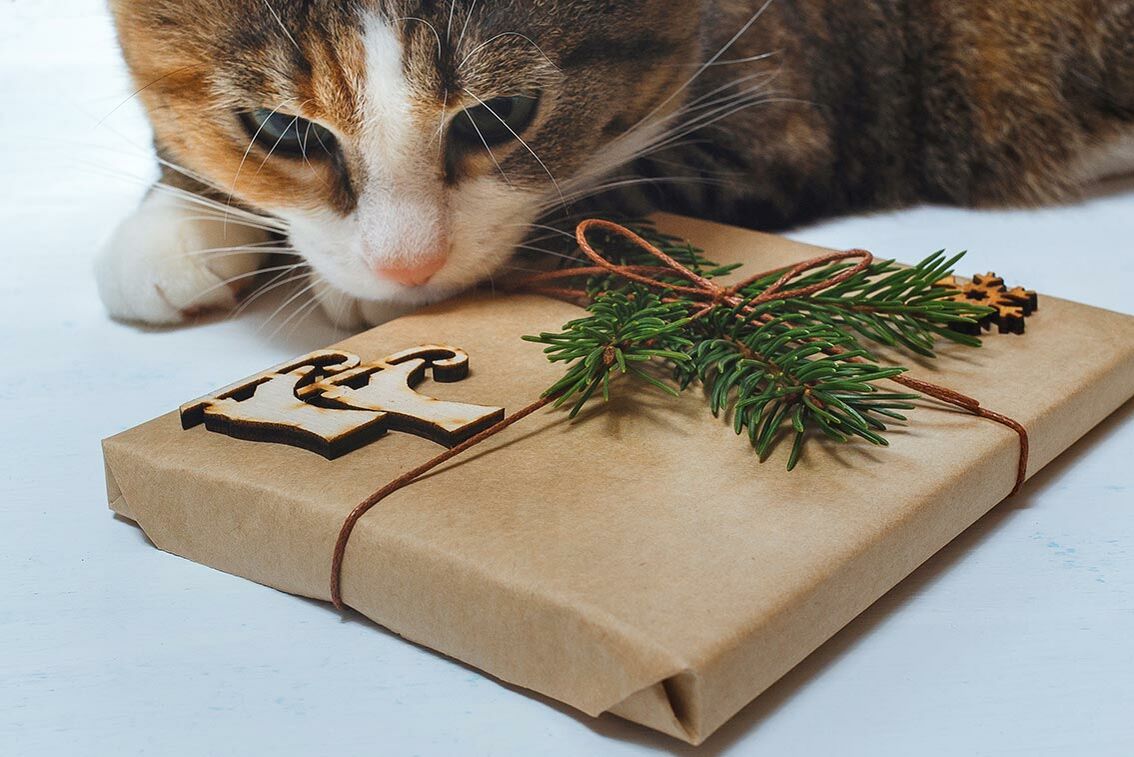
[[313, 279, 415, 331], [95, 192, 271, 325]]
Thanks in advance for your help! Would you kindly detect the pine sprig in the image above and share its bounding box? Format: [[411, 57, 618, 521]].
[[524, 221, 994, 468], [524, 289, 693, 418], [674, 312, 920, 469], [734, 251, 989, 356]]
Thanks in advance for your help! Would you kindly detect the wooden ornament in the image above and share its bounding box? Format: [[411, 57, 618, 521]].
[[180, 350, 363, 429], [198, 366, 387, 459], [939, 273, 1039, 335], [180, 345, 504, 459]]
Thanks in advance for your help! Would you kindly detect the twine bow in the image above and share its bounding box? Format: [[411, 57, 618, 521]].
[[328, 219, 1030, 611], [522, 218, 876, 323]]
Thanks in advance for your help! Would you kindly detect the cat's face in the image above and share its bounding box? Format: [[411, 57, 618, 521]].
[[111, 0, 703, 305]]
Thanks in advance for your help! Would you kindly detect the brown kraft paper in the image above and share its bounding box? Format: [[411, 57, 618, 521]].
[[103, 216, 1134, 745]]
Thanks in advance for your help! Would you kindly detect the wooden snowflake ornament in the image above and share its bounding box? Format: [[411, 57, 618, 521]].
[[939, 273, 1039, 335]]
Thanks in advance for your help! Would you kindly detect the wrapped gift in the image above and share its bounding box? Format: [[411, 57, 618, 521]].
[[102, 216, 1134, 745]]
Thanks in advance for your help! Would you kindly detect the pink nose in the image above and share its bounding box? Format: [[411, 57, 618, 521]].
[[374, 255, 448, 287]]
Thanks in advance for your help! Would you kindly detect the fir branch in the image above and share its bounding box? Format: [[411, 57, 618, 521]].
[[674, 312, 919, 469], [523, 289, 693, 417], [524, 220, 995, 468], [733, 251, 991, 356]]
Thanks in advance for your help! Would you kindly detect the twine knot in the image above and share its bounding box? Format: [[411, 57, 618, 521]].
[[570, 219, 876, 326]]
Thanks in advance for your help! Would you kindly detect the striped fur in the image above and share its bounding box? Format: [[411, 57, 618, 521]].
[[101, 0, 1134, 326]]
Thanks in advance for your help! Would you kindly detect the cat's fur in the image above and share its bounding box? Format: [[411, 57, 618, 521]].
[[98, 0, 1134, 327]]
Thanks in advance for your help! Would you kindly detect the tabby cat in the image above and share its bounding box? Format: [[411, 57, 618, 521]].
[[98, 0, 1134, 327]]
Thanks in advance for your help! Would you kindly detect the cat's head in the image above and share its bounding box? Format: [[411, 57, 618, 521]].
[[111, 0, 704, 305]]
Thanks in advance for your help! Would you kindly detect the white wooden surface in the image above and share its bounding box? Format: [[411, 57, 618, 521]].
[[2, 3, 1131, 755]]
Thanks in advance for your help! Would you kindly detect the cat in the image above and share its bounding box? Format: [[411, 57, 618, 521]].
[[98, 0, 1134, 328]]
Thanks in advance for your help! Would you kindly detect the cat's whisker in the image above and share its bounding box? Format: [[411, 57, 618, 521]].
[[673, 69, 791, 126], [276, 117, 335, 192], [81, 158, 290, 231], [460, 103, 514, 188], [297, 120, 338, 194], [181, 246, 300, 261], [151, 157, 217, 190], [667, 50, 780, 69], [504, 221, 576, 240], [81, 119, 290, 236], [597, 85, 792, 178], [455, 0, 479, 53], [458, 32, 560, 71], [539, 123, 706, 213], [401, 17, 444, 59], [262, 0, 303, 54], [232, 270, 311, 319], [517, 208, 611, 236], [615, 77, 781, 161], [271, 294, 320, 340], [74, 156, 290, 236], [255, 114, 303, 176], [309, 122, 337, 162], [95, 63, 207, 129], [255, 97, 317, 179], [175, 214, 288, 234], [514, 244, 583, 262], [568, 173, 737, 196], [437, 88, 449, 157], [682, 70, 779, 111], [181, 241, 295, 254], [619, 0, 777, 142], [521, 231, 567, 243], [267, 283, 324, 340], [150, 192, 287, 232], [333, 287, 353, 334], [260, 277, 320, 336], [280, 293, 327, 340], [544, 175, 741, 213], [149, 185, 289, 231], [300, 115, 317, 175], [463, 87, 565, 207], [188, 247, 298, 265], [227, 99, 295, 231], [64, 128, 195, 197], [148, 152, 277, 216], [639, 95, 809, 160], [582, 41, 782, 189], [706, 51, 782, 68], [501, 263, 561, 275], [446, 1, 458, 42], [521, 231, 574, 247], [538, 157, 703, 212], [645, 154, 746, 178], [184, 263, 307, 306]]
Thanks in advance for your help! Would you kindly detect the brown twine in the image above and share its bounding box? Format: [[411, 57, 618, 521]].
[[330, 393, 557, 610], [328, 219, 1030, 611]]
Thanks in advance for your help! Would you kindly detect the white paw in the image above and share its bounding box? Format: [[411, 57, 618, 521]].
[[312, 279, 416, 331], [96, 192, 272, 325]]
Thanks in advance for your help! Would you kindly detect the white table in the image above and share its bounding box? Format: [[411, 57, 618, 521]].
[[3, 3, 1131, 755]]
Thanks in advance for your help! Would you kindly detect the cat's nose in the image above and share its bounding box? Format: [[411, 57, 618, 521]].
[[374, 254, 448, 287]]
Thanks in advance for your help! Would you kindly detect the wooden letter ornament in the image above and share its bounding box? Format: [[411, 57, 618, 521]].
[[180, 346, 505, 459], [939, 273, 1039, 335]]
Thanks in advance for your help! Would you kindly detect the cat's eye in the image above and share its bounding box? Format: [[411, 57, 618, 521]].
[[240, 108, 338, 159], [450, 94, 540, 149]]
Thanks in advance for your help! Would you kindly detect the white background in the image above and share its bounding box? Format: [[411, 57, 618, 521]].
[[2, 2, 1131, 755]]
